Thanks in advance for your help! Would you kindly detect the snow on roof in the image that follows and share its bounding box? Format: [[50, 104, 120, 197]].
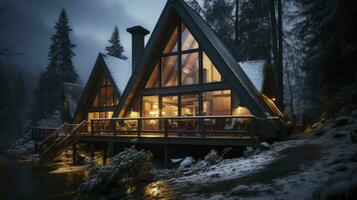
[[102, 54, 132, 94], [238, 60, 266, 92]]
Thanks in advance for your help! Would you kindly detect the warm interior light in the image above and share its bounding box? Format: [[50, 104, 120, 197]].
[[130, 111, 139, 118], [272, 98, 276, 101]]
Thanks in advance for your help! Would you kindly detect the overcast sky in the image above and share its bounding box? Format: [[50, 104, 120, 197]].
[[1, 0, 168, 83]]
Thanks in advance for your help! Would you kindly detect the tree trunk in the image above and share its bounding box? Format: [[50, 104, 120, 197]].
[[269, 0, 283, 110], [277, 0, 284, 111], [284, 62, 294, 118], [235, 0, 239, 48]]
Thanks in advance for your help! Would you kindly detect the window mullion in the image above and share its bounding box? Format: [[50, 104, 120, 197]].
[[178, 22, 182, 87], [199, 49, 203, 84]]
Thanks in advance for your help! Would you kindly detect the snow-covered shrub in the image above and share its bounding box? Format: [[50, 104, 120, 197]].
[[78, 146, 153, 196], [314, 128, 326, 137], [180, 156, 195, 167], [243, 146, 257, 158], [259, 142, 271, 150], [229, 184, 274, 197], [204, 150, 220, 165], [36, 111, 61, 128], [312, 169, 357, 200], [334, 116, 353, 127]]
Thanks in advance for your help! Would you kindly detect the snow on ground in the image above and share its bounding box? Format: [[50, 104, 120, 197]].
[[161, 109, 357, 199], [5, 131, 35, 159], [170, 149, 277, 185]]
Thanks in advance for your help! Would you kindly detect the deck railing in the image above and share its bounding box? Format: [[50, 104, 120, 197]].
[[38, 123, 78, 156], [90, 115, 266, 138]]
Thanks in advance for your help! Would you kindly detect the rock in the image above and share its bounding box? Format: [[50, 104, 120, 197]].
[[334, 116, 353, 127], [351, 109, 357, 118], [314, 128, 326, 137], [180, 156, 195, 167], [210, 173, 220, 178], [334, 130, 349, 138], [209, 194, 225, 200], [312, 122, 323, 129], [230, 185, 250, 196], [335, 165, 348, 172], [259, 142, 271, 150], [349, 153, 357, 162], [350, 125, 357, 143], [243, 146, 256, 158], [246, 146, 254, 152]]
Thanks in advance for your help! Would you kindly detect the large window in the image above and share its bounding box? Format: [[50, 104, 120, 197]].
[[92, 77, 118, 107], [162, 96, 178, 117], [181, 94, 199, 116], [142, 95, 159, 130], [181, 23, 198, 51], [88, 112, 113, 121], [145, 64, 159, 89], [164, 27, 178, 53], [162, 55, 178, 87], [182, 52, 199, 85], [203, 52, 222, 83], [144, 21, 223, 89], [203, 90, 231, 115]]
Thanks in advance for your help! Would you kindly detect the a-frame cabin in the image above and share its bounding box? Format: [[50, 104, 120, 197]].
[[72, 53, 131, 124], [38, 0, 288, 163], [112, 0, 284, 135]]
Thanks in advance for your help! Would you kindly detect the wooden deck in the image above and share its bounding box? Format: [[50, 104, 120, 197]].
[[78, 132, 258, 146], [35, 115, 276, 163]]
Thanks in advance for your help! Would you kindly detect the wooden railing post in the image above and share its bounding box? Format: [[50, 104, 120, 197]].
[[200, 118, 204, 138], [91, 120, 94, 136], [164, 118, 168, 138], [114, 119, 117, 136], [137, 119, 141, 137]]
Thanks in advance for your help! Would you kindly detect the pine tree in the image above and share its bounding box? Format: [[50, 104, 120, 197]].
[[105, 26, 127, 60], [294, 0, 357, 114], [237, 0, 271, 61], [0, 65, 11, 135], [203, 0, 235, 50], [187, 0, 203, 14], [32, 9, 79, 124]]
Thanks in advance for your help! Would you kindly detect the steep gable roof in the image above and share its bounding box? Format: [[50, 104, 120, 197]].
[[102, 54, 132, 94], [72, 53, 130, 123], [114, 0, 280, 135]]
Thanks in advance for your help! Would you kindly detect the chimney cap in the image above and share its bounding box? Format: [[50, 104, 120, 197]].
[[127, 26, 150, 35]]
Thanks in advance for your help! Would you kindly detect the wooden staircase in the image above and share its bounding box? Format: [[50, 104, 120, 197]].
[[39, 121, 88, 163]]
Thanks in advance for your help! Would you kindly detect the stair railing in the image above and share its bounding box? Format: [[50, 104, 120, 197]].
[[39, 121, 88, 161]]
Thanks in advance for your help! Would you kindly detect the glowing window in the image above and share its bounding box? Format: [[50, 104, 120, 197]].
[[181, 52, 199, 85], [181, 23, 198, 51], [203, 52, 222, 83], [161, 55, 178, 87]]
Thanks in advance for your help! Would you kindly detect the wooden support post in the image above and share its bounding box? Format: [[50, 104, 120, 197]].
[[107, 142, 115, 159], [89, 142, 95, 159], [34, 138, 38, 153], [103, 143, 107, 165], [164, 119, 168, 138], [164, 144, 169, 169], [72, 143, 78, 165]]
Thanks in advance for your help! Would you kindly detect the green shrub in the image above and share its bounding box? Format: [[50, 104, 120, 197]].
[[78, 146, 153, 196], [204, 149, 220, 165]]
